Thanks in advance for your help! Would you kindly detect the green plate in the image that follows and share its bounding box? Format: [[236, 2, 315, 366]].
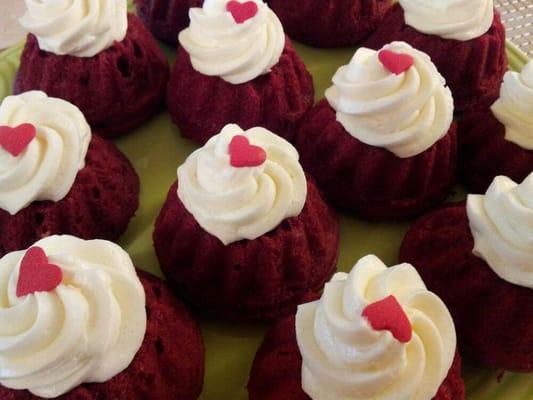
[[1, 5, 532, 399]]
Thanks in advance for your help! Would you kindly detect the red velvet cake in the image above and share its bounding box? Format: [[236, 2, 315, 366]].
[[364, 3, 507, 112], [267, 0, 393, 47], [153, 125, 339, 320], [249, 255, 465, 399], [401, 198, 533, 372], [294, 42, 457, 220], [0, 135, 139, 257], [167, 0, 314, 144], [248, 317, 465, 400], [295, 99, 457, 221], [15, 14, 169, 138], [458, 61, 533, 193], [135, 0, 203, 44], [0, 91, 139, 258], [0, 237, 204, 399]]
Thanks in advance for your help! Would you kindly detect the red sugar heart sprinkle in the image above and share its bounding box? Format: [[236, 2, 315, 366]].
[[16, 247, 63, 298], [226, 1, 259, 24], [378, 50, 414, 75], [229, 135, 267, 168], [362, 295, 412, 343], [0, 123, 37, 157]]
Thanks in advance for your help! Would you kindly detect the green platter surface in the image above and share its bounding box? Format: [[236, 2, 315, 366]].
[[0, 5, 531, 399]]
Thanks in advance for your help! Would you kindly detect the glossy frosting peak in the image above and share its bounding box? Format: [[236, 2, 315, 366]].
[[325, 41, 454, 158], [20, 0, 128, 57], [467, 173, 533, 288], [177, 124, 307, 245], [400, 0, 494, 41], [0, 235, 146, 398], [179, 0, 285, 84], [0, 91, 91, 215], [491, 60, 533, 150], [296, 255, 456, 400]]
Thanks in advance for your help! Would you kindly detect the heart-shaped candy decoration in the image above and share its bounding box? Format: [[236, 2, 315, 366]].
[[226, 1, 258, 24], [229, 135, 267, 168], [16, 247, 63, 298], [0, 123, 37, 157], [378, 50, 414, 75], [362, 295, 412, 343]]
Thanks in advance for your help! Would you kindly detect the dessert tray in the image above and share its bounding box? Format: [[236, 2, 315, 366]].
[[0, 2, 531, 399]]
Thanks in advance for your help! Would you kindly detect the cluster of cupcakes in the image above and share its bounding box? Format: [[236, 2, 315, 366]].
[[0, 0, 531, 398]]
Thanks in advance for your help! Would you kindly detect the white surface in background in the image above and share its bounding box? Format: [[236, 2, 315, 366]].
[[496, 0, 533, 56], [0, 0, 27, 49]]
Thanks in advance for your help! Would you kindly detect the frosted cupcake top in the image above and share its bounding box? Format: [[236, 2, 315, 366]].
[[296, 255, 456, 400], [20, 0, 128, 57], [0, 235, 147, 398], [177, 124, 307, 245], [399, 0, 494, 41], [325, 41, 454, 158], [0, 91, 91, 215], [491, 60, 533, 150], [467, 173, 533, 289], [179, 0, 285, 84]]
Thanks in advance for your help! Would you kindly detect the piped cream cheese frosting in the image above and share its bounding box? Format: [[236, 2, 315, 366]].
[[491, 60, 533, 150], [178, 0, 285, 84], [399, 0, 494, 41], [0, 91, 91, 215], [20, 0, 128, 57], [0, 235, 147, 398], [325, 41, 454, 158], [467, 173, 533, 289], [296, 255, 457, 400], [177, 124, 307, 245]]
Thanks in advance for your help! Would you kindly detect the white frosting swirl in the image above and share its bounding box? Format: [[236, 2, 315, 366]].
[[491, 61, 533, 150], [399, 0, 494, 41], [0, 91, 91, 215], [467, 174, 533, 289], [20, 0, 128, 57], [178, 124, 307, 245], [0, 235, 147, 398], [178, 0, 285, 84], [296, 255, 456, 400], [325, 42, 454, 158]]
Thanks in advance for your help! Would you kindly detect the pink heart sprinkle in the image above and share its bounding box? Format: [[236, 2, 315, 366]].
[[229, 135, 267, 168], [378, 50, 414, 75], [0, 123, 37, 157], [226, 1, 259, 24]]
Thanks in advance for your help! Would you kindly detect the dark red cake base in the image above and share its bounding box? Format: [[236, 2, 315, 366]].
[[267, 0, 392, 47], [0, 269, 205, 400], [153, 178, 339, 320], [294, 100, 457, 221], [458, 109, 533, 193], [400, 204, 533, 372], [14, 14, 169, 139], [135, 0, 203, 45], [166, 38, 314, 144], [364, 4, 507, 112], [248, 315, 465, 400], [0, 135, 139, 257]]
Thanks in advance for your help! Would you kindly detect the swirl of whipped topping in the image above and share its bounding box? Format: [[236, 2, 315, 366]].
[[178, 124, 307, 245], [20, 0, 128, 57], [178, 0, 285, 84], [0, 91, 91, 215], [325, 41, 454, 158], [296, 255, 456, 400], [399, 0, 494, 41], [467, 173, 533, 289], [0, 235, 147, 398], [491, 61, 533, 150]]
